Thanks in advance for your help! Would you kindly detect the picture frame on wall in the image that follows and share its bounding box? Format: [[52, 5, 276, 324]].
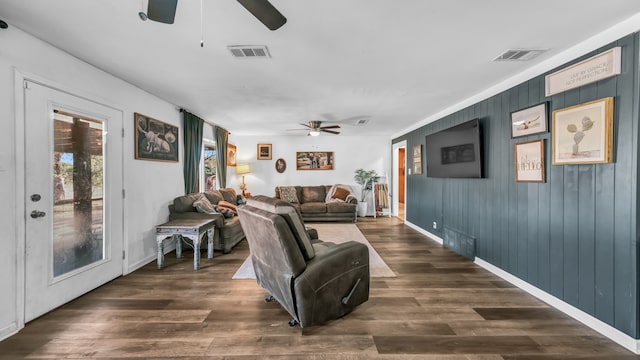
[[134, 112, 179, 162], [514, 140, 545, 183], [552, 97, 613, 165], [412, 145, 422, 174], [511, 102, 548, 138], [257, 143, 272, 160], [227, 143, 237, 166], [296, 152, 334, 170]]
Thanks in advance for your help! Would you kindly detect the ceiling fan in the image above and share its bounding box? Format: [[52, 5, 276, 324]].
[[142, 0, 287, 30], [288, 121, 341, 136]]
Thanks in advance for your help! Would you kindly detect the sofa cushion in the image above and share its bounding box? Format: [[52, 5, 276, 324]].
[[219, 188, 237, 204], [278, 186, 299, 203], [302, 186, 326, 203], [301, 202, 327, 214], [173, 193, 202, 213], [193, 195, 217, 214], [204, 191, 224, 205], [326, 202, 357, 214], [246, 196, 315, 261]]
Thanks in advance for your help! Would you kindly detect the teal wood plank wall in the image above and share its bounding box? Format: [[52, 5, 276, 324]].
[[393, 33, 640, 338]]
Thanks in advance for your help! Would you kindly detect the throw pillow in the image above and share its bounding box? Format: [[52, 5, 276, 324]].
[[219, 188, 237, 204], [218, 200, 237, 211], [214, 205, 236, 218], [279, 186, 299, 203], [193, 196, 216, 214], [331, 186, 350, 201]]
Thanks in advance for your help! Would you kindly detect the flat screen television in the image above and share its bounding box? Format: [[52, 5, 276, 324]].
[[425, 118, 483, 178]]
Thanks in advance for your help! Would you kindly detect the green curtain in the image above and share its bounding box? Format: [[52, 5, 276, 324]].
[[183, 111, 204, 194], [214, 125, 228, 188]]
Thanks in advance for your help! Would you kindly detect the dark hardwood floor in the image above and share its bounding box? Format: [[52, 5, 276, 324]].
[[1, 217, 638, 359]]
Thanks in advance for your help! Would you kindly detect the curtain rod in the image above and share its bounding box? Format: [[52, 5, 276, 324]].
[[179, 108, 231, 134]]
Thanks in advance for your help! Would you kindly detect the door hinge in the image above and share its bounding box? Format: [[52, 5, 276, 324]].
[[122, 250, 126, 260], [122, 189, 125, 198], [23, 80, 29, 89], [121, 128, 125, 137]]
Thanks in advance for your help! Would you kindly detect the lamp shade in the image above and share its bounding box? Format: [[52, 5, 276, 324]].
[[236, 163, 251, 175]]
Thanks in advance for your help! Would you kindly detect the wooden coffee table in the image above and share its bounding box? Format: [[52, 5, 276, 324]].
[[156, 219, 215, 270]]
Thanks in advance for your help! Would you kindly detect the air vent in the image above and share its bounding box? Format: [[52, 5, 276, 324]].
[[228, 45, 271, 58], [493, 49, 545, 61], [355, 119, 369, 126]]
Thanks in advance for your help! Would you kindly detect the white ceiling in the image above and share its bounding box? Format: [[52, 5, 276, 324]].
[[2, 1, 640, 137]]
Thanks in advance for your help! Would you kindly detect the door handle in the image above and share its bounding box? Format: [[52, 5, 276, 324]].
[[30, 210, 46, 219]]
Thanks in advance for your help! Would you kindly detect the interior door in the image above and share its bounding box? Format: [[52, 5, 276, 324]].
[[24, 80, 124, 322]]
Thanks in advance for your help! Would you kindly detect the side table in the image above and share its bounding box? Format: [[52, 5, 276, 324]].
[[156, 218, 215, 270]]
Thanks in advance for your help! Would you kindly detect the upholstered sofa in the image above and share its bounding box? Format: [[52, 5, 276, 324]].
[[238, 195, 370, 327], [274, 185, 358, 222], [168, 188, 245, 253]]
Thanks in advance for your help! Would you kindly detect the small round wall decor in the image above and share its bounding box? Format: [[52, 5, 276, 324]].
[[275, 158, 286, 173]]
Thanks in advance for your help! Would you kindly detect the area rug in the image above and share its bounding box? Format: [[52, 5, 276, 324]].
[[232, 223, 395, 279]]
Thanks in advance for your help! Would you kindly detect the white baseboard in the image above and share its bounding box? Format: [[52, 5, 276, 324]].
[[0, 322, 19, 342], [475, 257, 640, 355], [404, 220, 443, 245]]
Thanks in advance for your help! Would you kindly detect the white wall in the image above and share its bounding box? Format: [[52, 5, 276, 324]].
[[0, 26, 183, 339], [227, 135, 391, 214]]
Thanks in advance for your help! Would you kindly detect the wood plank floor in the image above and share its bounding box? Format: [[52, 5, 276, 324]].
[[1, 217, 638, 359]]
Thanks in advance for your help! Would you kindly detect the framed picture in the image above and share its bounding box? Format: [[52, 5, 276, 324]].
[[296, 152, 334, 170], [134, 113, 178, 162], [552, 97, 613, 165], [257, 143, 272, 160], [275, 158, 286, 173], [511, 102, 548, 137], [514, 140, 545, 182], [412, 145, 422, 174], [227, 143, 237, 166]]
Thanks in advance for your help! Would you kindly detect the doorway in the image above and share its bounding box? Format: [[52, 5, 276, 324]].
[[23, 80, 124, 322], [392, 141, 407, 221]]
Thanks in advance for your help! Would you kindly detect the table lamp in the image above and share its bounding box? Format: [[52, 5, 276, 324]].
[[236, 163, 251, 196]]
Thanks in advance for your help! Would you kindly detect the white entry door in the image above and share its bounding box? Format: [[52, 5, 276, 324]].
[[24, 81, 124, 322]]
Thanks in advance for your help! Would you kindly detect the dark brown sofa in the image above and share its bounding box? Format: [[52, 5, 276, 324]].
[[168, 188, 245, 253], [274, 185, 357, 222]]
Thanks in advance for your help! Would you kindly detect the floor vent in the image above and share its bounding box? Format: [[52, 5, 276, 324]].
[[493, 49, 545, 61], [228, 45, 271, 58], [443, 228, 476, 260]]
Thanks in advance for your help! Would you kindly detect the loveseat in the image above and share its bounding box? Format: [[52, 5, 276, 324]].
[[168, 188, 245, 253], [274, 185, 358, 222]]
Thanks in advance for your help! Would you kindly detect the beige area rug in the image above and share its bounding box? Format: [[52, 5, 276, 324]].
[[232, 223, 395, 279]]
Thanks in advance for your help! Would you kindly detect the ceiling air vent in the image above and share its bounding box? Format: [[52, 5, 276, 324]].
[[493, 49, 545, 61], [354, 119, 369, 126], [228, 45, 271, 58]]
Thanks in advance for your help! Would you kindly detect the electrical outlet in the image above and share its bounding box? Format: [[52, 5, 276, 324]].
[[432, 221, 437, 229]]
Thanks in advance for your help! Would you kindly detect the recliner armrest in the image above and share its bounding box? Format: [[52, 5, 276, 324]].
[[295, 241, 369, 290]]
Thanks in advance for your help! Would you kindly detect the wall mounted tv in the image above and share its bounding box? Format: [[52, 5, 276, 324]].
[[425, 118, 483, 178]]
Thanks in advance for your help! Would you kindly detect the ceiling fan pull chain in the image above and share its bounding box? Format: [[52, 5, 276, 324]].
[[200, 0, 204, 47]]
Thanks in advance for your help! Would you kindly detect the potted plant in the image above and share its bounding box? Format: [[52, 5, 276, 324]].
[[353, 168, 380, 217]]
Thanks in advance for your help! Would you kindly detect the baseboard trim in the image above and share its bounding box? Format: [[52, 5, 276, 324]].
[[0, 322, 20, 342], [475, 257, 640, 355], [404, 220, 443, 245]]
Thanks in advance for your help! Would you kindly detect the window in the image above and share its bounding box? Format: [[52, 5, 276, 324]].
[[202, 142, 217, 192]]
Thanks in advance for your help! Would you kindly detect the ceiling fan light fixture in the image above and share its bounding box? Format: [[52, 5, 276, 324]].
[[309, 129, 320, 137]]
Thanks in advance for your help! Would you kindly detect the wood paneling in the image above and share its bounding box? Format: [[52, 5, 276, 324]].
[[393, 33, 640, 338]]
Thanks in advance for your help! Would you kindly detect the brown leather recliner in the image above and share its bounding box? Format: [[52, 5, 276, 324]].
[[237, 195, 370, 327]]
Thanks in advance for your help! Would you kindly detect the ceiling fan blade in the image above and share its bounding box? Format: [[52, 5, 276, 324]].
[[286, 128, 308, 131], [320, 125, 341, 129], [237, 0, 287, 31], [147, 0, 178, 24], [321, 129, 340, 135], [299, 123, 313, 128]]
